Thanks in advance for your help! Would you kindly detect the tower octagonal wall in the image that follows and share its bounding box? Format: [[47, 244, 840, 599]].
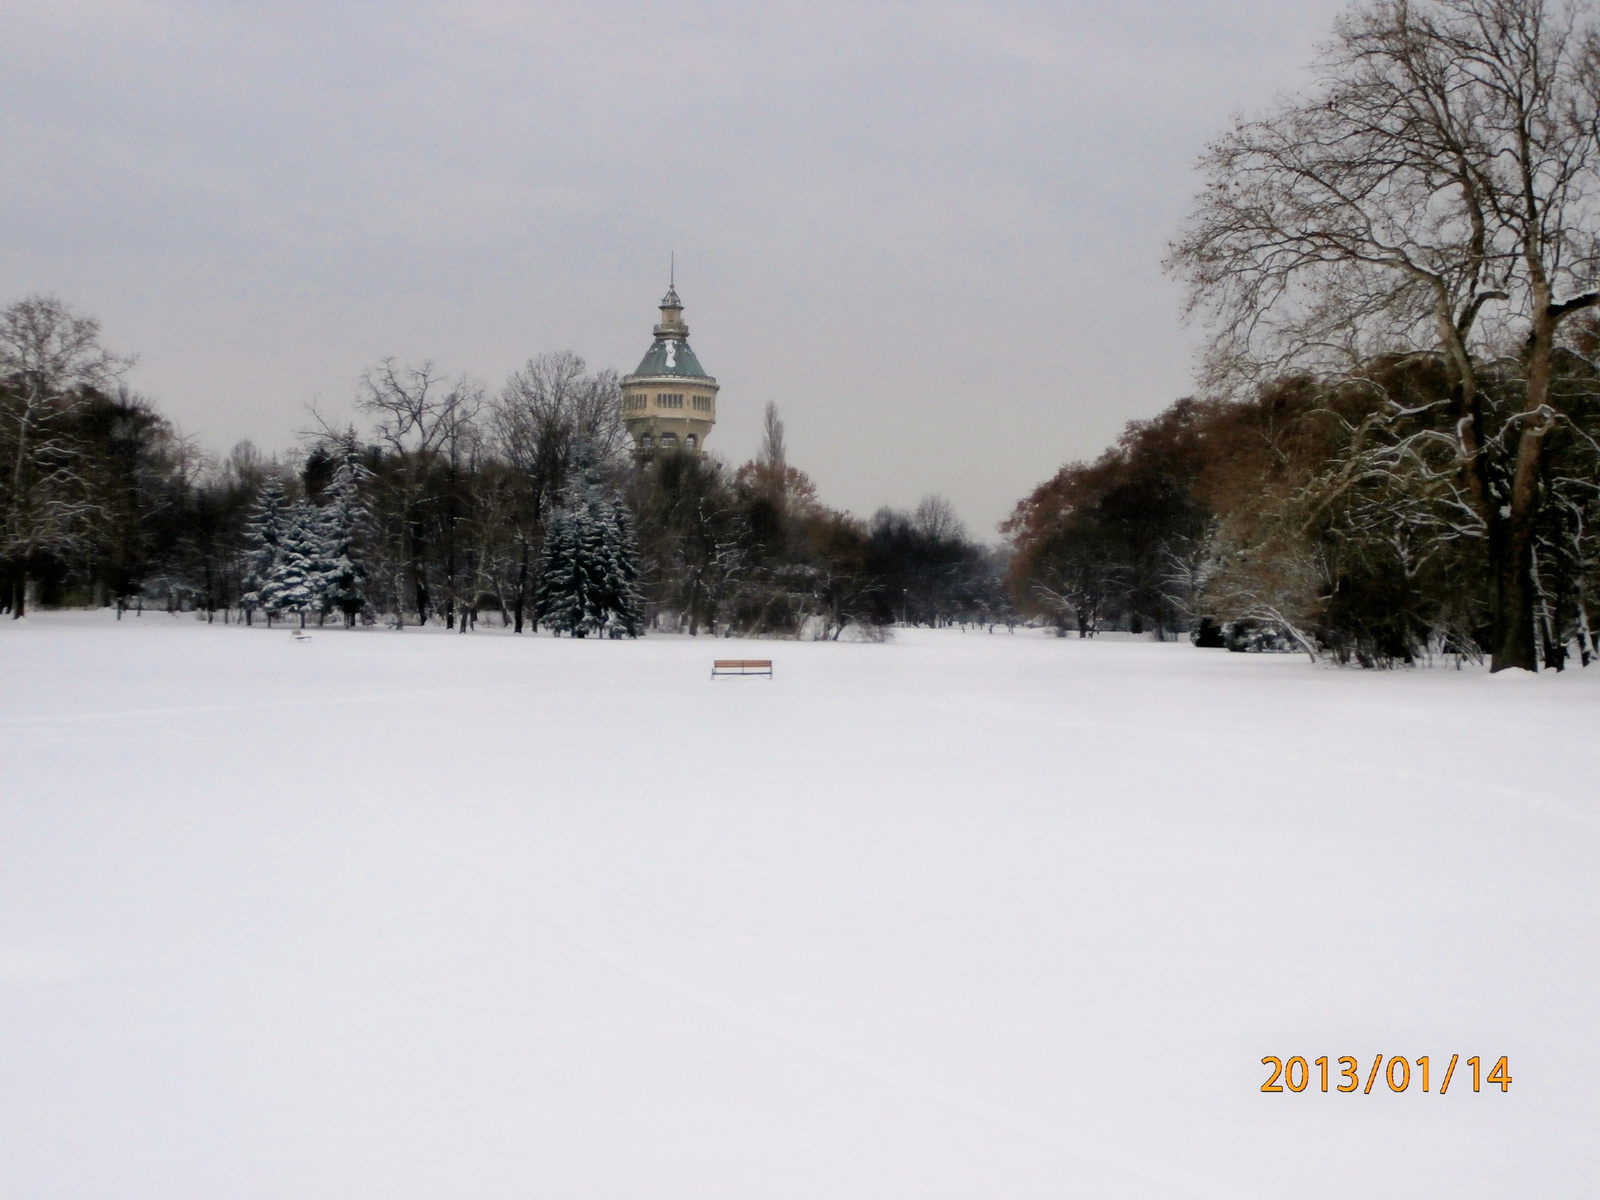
[[621, 286, 718, 457]]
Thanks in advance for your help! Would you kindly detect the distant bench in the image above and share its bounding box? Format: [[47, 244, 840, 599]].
[[711, 659, 773, 680]]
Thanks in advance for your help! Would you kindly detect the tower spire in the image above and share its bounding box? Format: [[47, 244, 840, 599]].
[[659, 256, 684, 330]]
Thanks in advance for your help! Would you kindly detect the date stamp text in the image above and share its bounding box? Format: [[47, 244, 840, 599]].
[[1261, 1054, 1512, 1094]]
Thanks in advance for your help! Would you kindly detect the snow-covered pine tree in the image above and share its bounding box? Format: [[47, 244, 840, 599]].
[[241, 480, 289, 626], [533, 506, 585, 634], [597, 495, 645, 637], [262, 502, 319, 627], [533, 445, 644, 637], [315, 440, 370, 626], [570, 497, 611, 636]]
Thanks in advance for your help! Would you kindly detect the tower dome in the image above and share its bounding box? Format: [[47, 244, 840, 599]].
[[621, 283, 718, 456]]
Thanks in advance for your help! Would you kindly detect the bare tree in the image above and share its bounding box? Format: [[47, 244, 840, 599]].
[[356, 358, 484, 626], [497, 351, 627, 467], [760, 399, 786, 471], [1029, 525, 1122, 638], [913, 494, 968, 544], [488, 351, 625, 631], [1169, 0, 1600, 670], [750, 400, 793, 518], [0, 296, 135, 615], [732, 402, 822, 537]]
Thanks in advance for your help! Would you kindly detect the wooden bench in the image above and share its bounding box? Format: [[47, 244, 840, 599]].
[[711, 659, 773, 679]]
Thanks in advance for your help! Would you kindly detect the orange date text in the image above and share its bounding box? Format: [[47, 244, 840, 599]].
[[1260, 1054, 1511, 1094]]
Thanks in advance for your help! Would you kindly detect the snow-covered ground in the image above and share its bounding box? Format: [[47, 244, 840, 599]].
[[1, 612, 1595, 1199]]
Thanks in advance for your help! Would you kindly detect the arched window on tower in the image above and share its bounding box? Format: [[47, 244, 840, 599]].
[[685, 434, 698, 450], [660, 432, 679, 448], [641, 433, 655, 449]]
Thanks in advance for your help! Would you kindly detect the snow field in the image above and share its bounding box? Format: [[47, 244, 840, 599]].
[[0, 612, 1596, 1199]]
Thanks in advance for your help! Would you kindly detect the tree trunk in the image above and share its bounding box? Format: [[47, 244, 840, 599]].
[[1492, 507, 1541, 672], [1490, 316, 1559, 672], [513, 543, 528, 634]]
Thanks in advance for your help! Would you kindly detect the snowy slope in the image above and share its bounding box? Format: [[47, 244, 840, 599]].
[[0, 613, 1595, 1199]]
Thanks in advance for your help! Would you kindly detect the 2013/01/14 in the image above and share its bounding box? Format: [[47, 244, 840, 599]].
[[1261, 1055, 1511, 1094]]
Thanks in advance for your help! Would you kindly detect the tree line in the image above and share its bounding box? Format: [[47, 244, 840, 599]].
[[23, 0, 1591, 668], [1009, 0, 1600, 671], [0, 297, 1007, 637]]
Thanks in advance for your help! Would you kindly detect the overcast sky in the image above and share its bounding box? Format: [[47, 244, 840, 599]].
[[1, 0, 1352, 535]]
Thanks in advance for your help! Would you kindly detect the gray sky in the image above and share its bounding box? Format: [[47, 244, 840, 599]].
[[1, 0, 1350, 536]]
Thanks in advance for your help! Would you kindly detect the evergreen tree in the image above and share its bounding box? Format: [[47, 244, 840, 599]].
[[533, 446, 644, 637], [533, 506, 586, 634], [240, 480, 289, 626], [597, 496, 645, 637], [261, 502, 319, 626], [314, 440, 370, 625]]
